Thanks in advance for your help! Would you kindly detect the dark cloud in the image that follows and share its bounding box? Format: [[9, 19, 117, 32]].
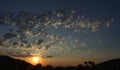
[[3, 33, 17, 39], [42, 55, 54, 58], [37, 39, 44, 45]]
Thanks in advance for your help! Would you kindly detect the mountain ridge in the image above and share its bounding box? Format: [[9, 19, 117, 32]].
[[0, 55, 120, 70]]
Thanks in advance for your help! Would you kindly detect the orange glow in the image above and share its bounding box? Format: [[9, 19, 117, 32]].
[[32, 56, 40, 63], [26, 56, 41, 65]]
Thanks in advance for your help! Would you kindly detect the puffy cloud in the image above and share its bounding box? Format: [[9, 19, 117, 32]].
[[104, 19, 114, 28], [0, 8, 112, 58], [79, 22, 87, 28], [91, 21, 101, 32]]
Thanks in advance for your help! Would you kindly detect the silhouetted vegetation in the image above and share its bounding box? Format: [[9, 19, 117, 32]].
[[0, 56, 120, 70]]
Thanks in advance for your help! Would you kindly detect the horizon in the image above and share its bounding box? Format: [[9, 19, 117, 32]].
[[0, 55, 120, 67]]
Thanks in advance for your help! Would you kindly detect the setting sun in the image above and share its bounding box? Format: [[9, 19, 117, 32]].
[[32, 56, 40, 63], [26, 56, 41, 65]]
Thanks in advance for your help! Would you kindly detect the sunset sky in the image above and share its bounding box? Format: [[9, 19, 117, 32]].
[[0, 0, 120, 66]]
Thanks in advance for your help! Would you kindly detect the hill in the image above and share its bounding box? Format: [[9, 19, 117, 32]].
[[0, 56, 33, 70], [97, 58, 120, 70], [0, 55, 120, 70]]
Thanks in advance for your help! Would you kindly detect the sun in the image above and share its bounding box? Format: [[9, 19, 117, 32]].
[[32, 56, 40, 63], [28, 56, 41, 65]]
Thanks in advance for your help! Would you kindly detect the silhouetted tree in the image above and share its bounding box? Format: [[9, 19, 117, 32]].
[[34, 64, 42, 70], [84, 61, 89, 67], [55, 66, 63, 70], [77, 64, 84, 70], [45, 65, 53, 70], [88, 61, 95, 67]]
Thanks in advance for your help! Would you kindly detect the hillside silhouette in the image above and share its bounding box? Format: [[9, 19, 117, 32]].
[[0, 56, 120, 70], [97, 59, 120, 70], [0, 56, 33, 70]]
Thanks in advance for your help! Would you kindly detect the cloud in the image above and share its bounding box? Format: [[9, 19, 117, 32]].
[[3, 33, 17, 39], [80, 43, 87, 47], [91, 21, 101, 32], [37, 39, 44, 45], [8, 52, 32, 58], [0, 49, 7, 56], [0, 8, 113, 58], [41, 55, 54, 58]]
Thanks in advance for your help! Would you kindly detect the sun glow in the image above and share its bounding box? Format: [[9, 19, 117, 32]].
[[27, 56, 41, 65], [32, 56, 40, 63]]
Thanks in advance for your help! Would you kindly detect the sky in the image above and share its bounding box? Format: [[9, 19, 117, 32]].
[[0, 0, 120, 66]]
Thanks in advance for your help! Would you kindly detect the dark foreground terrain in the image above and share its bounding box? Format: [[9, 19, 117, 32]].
[[0, 56, 120, 70]]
